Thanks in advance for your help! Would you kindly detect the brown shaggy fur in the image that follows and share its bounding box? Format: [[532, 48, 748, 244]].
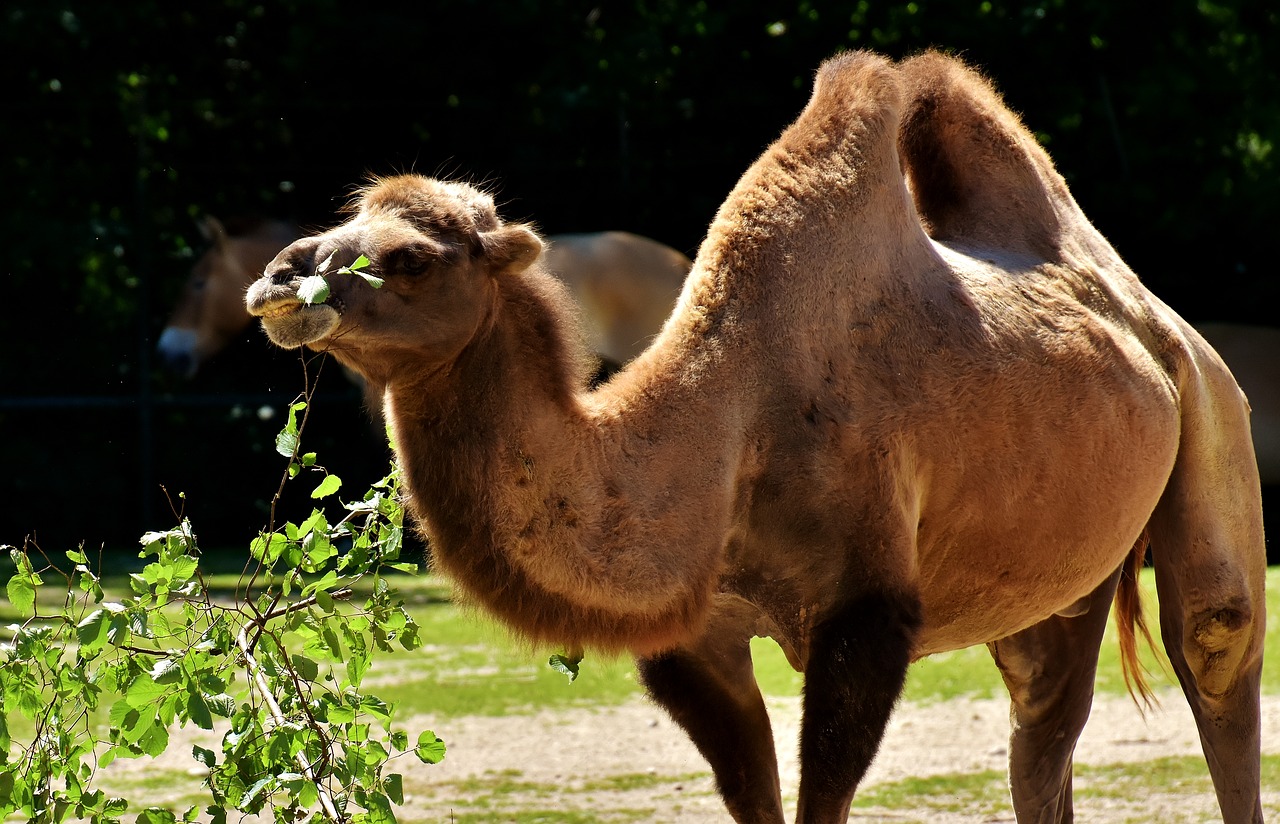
[[247, 50, 1266, 824]]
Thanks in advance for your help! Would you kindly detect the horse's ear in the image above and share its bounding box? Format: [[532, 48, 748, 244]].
[[199, 215, 230, 249], [480, 225, 543, 275]]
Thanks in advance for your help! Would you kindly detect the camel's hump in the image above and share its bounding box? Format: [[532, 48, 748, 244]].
[[808, 50, 902, 123], [897, 51, 1069, 259]]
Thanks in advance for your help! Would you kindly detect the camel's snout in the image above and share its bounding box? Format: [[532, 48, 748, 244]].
[[245, 236, 344, 349], [260, 236, 323, 287]]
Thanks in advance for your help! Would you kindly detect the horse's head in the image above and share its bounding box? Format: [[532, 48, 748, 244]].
[[156, 216, 298, 377]]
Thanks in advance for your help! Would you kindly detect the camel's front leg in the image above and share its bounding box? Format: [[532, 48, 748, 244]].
[[636, 612, 785, 824], [795, 590, 921, 823], [987, 567, 1122, 823]]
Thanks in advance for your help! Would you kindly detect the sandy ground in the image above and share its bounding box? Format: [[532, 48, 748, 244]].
[[103, 688, 1279, 822], [394, 689, 1280, 822]]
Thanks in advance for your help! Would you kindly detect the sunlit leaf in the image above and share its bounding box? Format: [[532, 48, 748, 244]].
[[76, 609, 110, 652], [5, 575, 35, 617], [192, 745, 216, 770], [276, 429, 299, 457], [548, 651, 583, 683], [311, 474, 342, 499], [298, 274, 330, 305], [414, 731, 446, 764]]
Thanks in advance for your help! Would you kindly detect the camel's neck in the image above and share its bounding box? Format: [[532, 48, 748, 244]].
[[383, 270, 730, 655]]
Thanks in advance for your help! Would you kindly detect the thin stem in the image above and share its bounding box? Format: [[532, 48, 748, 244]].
[[235, 623, 343, 822]]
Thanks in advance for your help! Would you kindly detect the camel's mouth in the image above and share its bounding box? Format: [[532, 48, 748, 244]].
[[259, 300, 304, 320], [247, 287, 343, 349]]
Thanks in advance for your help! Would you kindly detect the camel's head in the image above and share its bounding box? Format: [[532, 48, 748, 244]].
[[245, 175, 542, 379]]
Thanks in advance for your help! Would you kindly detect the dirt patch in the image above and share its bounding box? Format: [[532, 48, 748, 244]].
[[400, 689, 1280, 822], [99, 689, 1279, 822]]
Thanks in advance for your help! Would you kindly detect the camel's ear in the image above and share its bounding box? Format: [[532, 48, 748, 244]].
[[479, 225, 543, 275], [199, 215, 229, 250]]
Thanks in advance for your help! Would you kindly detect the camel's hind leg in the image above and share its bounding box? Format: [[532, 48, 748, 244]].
[[1147, 356, 1267, 823], [987, 567, 1123, 823], [636, 608, 785, 824]]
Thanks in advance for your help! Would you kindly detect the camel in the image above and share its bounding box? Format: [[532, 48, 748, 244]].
[[1196, 323, 1280, 486], [245, 50, 1267, 823], [158, 218, 690, 385]]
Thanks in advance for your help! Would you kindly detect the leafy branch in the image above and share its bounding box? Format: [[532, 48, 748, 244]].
[[1, 356, 444, 823]]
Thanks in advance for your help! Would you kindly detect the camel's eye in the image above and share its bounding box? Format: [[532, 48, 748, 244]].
[[388, 245, 433, 276]]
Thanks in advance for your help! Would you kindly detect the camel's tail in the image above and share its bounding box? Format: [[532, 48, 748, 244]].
[[1115, 529, 1159, 712]]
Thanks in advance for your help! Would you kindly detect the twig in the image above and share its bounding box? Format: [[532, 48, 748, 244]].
[[235, 622, 344, 823]]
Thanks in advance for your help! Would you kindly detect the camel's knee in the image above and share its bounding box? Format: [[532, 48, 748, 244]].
[[1173, 598, 1261, 699]]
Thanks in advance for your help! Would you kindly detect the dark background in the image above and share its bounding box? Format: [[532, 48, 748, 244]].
[[2, 2, 1276, 566]]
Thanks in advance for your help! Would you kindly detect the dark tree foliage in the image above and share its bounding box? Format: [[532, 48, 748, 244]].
[[2, 1, 1276, 557]]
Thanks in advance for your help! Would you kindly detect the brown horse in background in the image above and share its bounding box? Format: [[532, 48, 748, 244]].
[[157, 215, 298, 379]]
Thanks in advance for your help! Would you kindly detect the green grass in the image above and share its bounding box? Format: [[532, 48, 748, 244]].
[[416, 768, 705, 823], [851, 767, 1010, 818]]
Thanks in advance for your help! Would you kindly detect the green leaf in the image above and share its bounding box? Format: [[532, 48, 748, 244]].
[[192, 745, 217, 770], [126, 675, 168, 708], [250, 532, 289, 565], [275, 429, 299, 458], [302, 570, 340, 600], [150, 657, 182, 684], [0, 709, 10, 757], [311, 474, 342, 499], [347, 654, 370, 688], [364, 792, 396, 824], [384, 773, 404, 806], [107, 613, 131, 647], [298, 274, 330, 305], [6, 570, 37, 616], [339, 254, 370, 272], [548, 651, 583, 683], [321, 624, 343, 660], [76, 609, 110, 652], [187, 690, 213, 730], [315, 250, 336, 275], [205, 694, 236, 718], [356, 272, 385, 289], [137, 808, 178, 824], [239, 776, 274, 812], [290, 655, 319, 682], [414, 730, 446, 764], [140, 721, 170, 757]]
